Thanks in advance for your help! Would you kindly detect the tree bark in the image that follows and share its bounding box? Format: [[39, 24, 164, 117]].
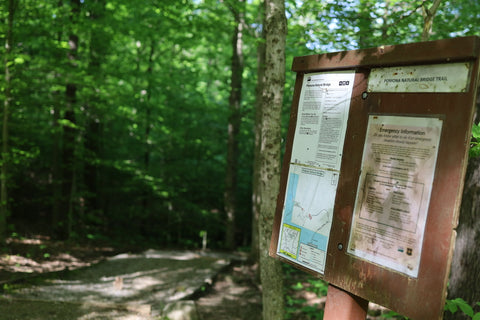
[[84, 0, 107, 225], [224, 0, 245, 250], [52, 0, 64, 236], [258, 0, 286, 318], [141, 39, 155, 222], [59, 0, 81, 239], [1, 0, 17, 244], [421, 0, 442, 41], [357, 0, 374, 48], [251, 1, 266, 264], [446, 109, 480, 319]]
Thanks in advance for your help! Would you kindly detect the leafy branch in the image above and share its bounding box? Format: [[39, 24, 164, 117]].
[[470, 123, 480, 158], [445, 298, 480, 320]]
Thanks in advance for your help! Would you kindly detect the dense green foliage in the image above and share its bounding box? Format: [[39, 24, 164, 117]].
[[2, 1, 480, 319], [0, 0, 479, 250]]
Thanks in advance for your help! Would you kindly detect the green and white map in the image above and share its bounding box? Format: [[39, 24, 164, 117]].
[[277, 70, 355, 274]]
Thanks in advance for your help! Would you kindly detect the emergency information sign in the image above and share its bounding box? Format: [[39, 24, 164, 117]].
[[348, 115, 442, 278]]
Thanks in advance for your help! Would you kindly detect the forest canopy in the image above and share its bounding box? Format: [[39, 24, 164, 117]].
[[1, 0, 479, 248]]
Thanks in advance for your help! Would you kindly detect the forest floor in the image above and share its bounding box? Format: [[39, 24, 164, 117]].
[[0, 236, 262, 320], [0, 236, 394, 320]]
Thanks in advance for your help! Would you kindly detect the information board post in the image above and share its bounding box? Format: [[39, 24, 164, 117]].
[[324, 284, 368, 320]]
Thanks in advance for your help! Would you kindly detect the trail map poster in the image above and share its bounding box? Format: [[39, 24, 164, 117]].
[[276, 71, 355, 274], [347, 115, 443, 277]]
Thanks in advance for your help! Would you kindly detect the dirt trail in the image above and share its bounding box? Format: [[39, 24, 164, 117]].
[[0, 238, 394, 320], [1, 243, 252, 319]]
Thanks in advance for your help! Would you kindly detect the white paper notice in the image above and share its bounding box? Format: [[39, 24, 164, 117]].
[[277, 71, 355, 274], [347, 115, 442, 278], [291, 71, 356, 171]]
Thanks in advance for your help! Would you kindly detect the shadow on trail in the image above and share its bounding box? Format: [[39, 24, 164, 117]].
[[1, 250, 242, 319]]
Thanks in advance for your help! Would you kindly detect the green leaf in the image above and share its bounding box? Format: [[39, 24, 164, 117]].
[[58, 41, 70, 49], [452, 298, 474, 317], [57, 119, 79, 130], [469, 144, 480, 158], [472, 123, 480, 139], [473, 313, 480, 320], [445, 299, 458, 313], [459, 303, 474, 317], [291, 282, 304, 290], [380, 310, 409, 319]]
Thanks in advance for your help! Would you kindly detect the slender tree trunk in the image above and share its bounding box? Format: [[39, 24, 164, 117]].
[[52, 0, 64, 234], [251, 0, 266, 264], [258, 0, 286, 318], [381, 0, 391, 40], [63, 81, 77, 239], [84, 0, 106, 224], [225, 0, 245, 250], [1, 0, 17, 244], [142, 40, 155, 220], [145, 42, 154, 171], [421, 0, 442, 41], [357, 0, 374, 48], [60, 0, 81, 239], [52, 103, 62, 232]]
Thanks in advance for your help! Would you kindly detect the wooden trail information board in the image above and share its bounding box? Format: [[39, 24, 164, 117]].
[[270, 36, 480, 320]]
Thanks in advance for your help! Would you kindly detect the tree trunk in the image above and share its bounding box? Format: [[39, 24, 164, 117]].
[[52, 0, 64, 235], [446, 108, 480, 319], [52, 103, 62, 233], [357, 0, 374, 48], [224, 0, 245, 250], [258, 0, 286, 318], [59, 0, 81, 239], [84, 0, 107, 225], [251, 1, 266, 264], [63, 82, 77, 239], [141, 39, 155, 223], [421, 0, 442, 41], [1, 0, 17, 244]]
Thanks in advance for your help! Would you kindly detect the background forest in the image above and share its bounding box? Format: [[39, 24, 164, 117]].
[[1, 1, 480, 318], [2, 0, 479, 247]]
